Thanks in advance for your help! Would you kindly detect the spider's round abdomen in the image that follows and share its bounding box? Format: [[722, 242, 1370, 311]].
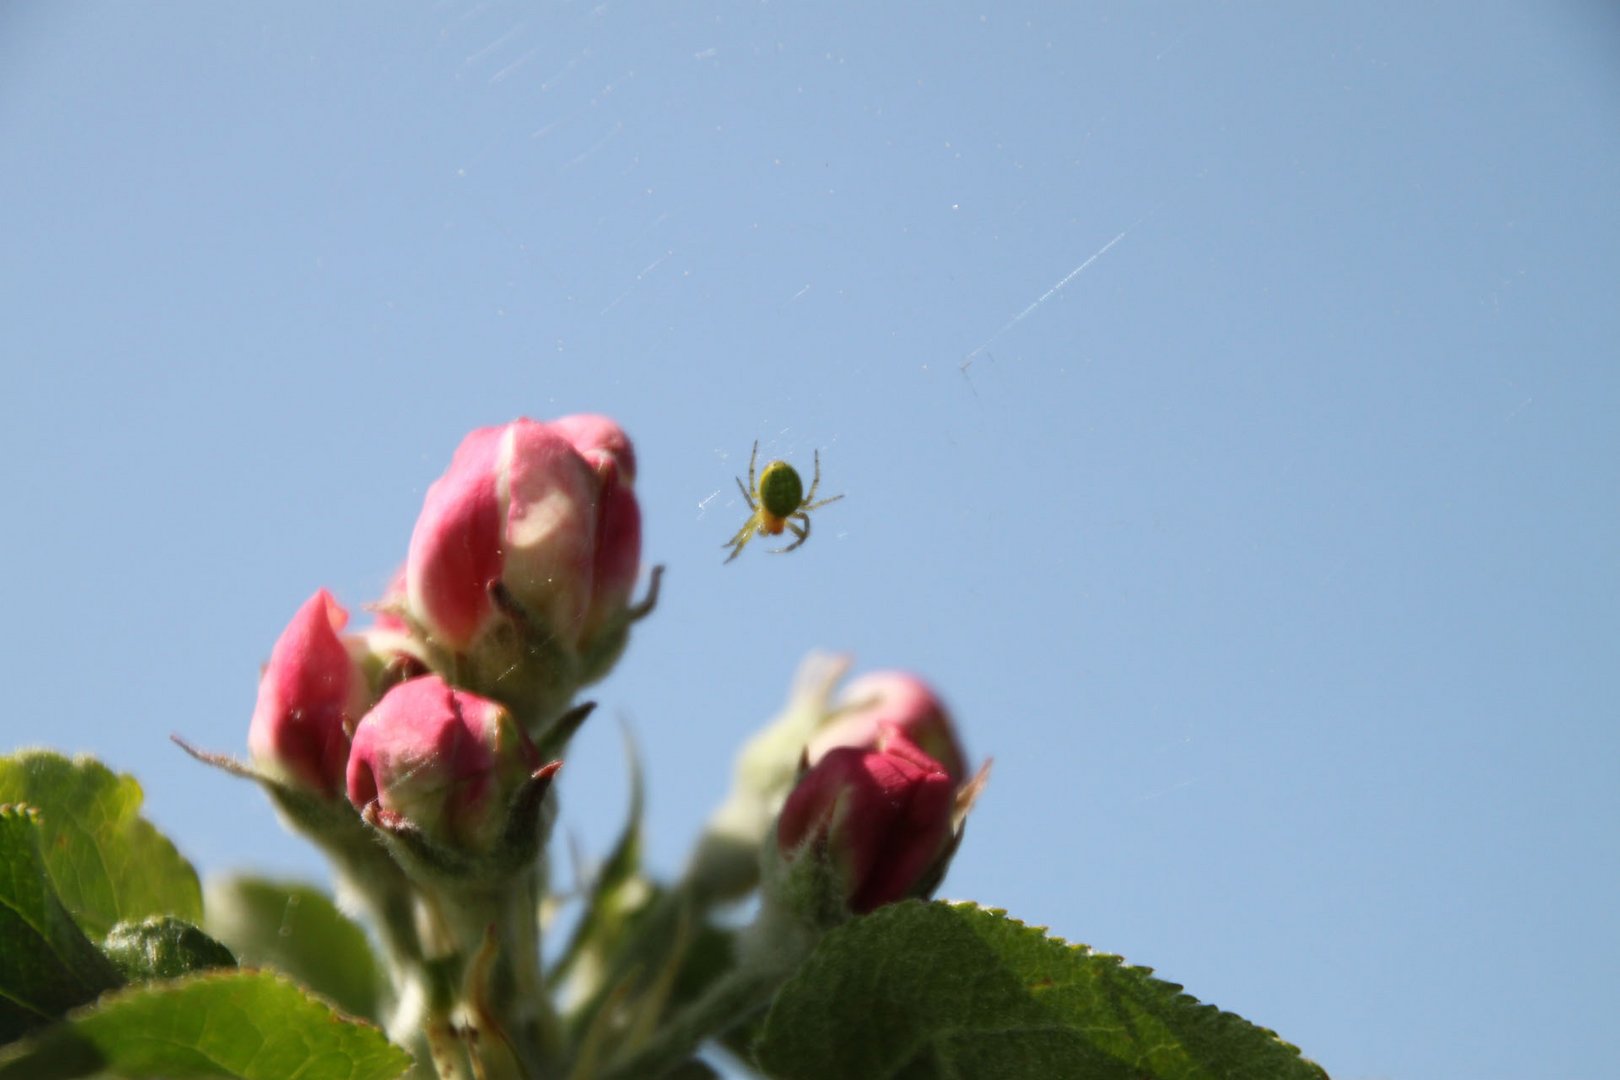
[[756, 460, 804, 519]]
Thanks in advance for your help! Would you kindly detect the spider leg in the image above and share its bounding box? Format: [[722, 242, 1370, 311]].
[[771, 513, 810, 554], [801, 450, 843, 510], [735, 474, 756, 508], [747, 440, 759, 496], [723, 513, 761, 564]]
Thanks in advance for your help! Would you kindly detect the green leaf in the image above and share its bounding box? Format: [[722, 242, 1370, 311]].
[[0, 969, 412, 1080], [0, 805, 123, 1042], [755, 901, 1328, 1080], [0, 752, 202, 939], [101, 917, 235, 982], [203, 876, 381, 1023]]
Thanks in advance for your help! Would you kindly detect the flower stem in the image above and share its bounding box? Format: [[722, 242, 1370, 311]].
[[596, 962, 777, 1080], [427, 864, 561, 1079], [597, 899, 817, 1080]]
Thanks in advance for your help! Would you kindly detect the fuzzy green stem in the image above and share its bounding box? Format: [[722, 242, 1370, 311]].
[[429, 864, 561, 1079]]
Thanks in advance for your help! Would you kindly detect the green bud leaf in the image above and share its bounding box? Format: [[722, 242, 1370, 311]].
[[101, 917, 235, 983], [755, 901, 1327, 1080], [0, 805, 123, 1042], [0, 752, 202, 939], [203, 876, 381, 1024], [0, 969, 412, 1080]]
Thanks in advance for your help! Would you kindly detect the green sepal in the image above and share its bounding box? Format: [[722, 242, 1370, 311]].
[[358, 759, 560, 888], [575, 564, 664, 688], [533, 700, 598, 764]]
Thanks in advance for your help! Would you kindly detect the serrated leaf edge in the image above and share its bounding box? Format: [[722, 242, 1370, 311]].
[[939, 901, 1328, 1077]]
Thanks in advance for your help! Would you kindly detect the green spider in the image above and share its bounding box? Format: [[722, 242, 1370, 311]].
[[723, 440, 844, 563]]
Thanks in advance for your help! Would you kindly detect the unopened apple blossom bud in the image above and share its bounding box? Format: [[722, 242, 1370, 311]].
[[248, 589, 417, 799], [402, 416, 653, 726], [807, 671, 967, 782], [549, 413, 637, 487], [346, 675, 541, 853], [774, 727, 956, 916], [551, 414, 643, 681]]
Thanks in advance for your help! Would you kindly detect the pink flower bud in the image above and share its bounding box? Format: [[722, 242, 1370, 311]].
[[346, 675, 540, 851], [776, 728, 957, 914], [403, 416, 646, 703], [552, 414, 642, 645], [807, 671, 967, 782], [247, 590, 374, 799], [550, 413, 637, 486]]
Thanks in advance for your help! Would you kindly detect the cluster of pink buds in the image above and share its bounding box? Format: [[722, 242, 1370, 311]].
[[247, 415, 653, 855], [228, 413, 982, 1078]]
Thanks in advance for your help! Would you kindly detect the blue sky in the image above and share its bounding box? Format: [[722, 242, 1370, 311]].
[[3, 3, 1617, 1077]]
